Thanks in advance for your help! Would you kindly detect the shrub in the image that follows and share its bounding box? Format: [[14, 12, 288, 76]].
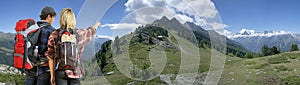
[[0, 73, 25, 84], [275, 66, 290, 72], [282, 76, 300, 85], [227, 53, 235, 57], [281, 53, 299, 59], [244, 61, 257, 65], [288, 56, 298, 59], [252, 63, 269, 69], [268, 56, 290, 64]]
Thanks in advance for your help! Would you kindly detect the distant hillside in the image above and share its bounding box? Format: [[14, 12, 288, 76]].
[[0, 32, 15, 66], [0, 32, 23, 84], [94, 36, 111, 52]]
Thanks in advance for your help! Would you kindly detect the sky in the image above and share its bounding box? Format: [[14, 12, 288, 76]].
[[212, 0, 300, 34], [0, 0, 85, 33], [1, 0, 300, 38]]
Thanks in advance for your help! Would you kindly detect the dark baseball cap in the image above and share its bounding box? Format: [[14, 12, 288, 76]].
[[40, 6, 56, 17]]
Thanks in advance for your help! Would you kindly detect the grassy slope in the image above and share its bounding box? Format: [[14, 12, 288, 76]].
[[220, 51, 300, 85], [102, 42, 300, 85], [82, 31, 214, 84]]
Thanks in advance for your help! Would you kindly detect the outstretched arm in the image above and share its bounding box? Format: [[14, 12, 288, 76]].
[[76, 21, 101, 45]]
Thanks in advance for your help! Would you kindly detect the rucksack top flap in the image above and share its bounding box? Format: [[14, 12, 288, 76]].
[[57, 29, 79, 43], [15, 19, 35, 32]]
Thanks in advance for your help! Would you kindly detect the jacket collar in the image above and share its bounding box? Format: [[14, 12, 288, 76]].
[[37, 21, 50, 27]]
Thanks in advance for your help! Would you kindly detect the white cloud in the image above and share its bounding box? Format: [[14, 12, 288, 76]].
[[215, 29, 233, 37], [131, 7, 176, 24], [96, 35, 114, 40], [130, 7, 194, 24], [165, 0, 218, 19], [125, 0, 167, 12], [210, 22, 229, 30], [125, 0, 218, 19], [101, 23, 141, 30], [222, 30, 233, 36], [101, 23, 142, 37], [124, 0, 227, 31], [174, 14, 194, 24]]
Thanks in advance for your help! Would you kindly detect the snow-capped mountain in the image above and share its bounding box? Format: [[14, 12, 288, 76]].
[[227, 29, 300, 53], [237, 29, 256, 35], [228, 28, 294, 38]]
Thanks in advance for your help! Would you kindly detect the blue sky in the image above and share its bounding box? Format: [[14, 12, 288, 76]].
[[0, 0, 85, 33], [1, 0, 300, 37], [0, 0, 126, 38], [98, 0, 127, 36], [212, 0, 300, 34]]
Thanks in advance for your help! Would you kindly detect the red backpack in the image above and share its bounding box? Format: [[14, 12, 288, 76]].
[[14, 19, 40, 70]]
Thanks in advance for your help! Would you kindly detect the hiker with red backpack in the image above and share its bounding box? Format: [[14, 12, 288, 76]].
[[45, 8, 100, 85], [13, 6, 57, 85], [27, 6, 56, 85], [33, 6, 57, 85]]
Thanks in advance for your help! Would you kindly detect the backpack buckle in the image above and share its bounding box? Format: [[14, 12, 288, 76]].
[[37, 57, 48, 66]]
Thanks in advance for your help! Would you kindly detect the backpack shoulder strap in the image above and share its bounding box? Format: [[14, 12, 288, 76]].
[[71, 29, 79, 39], [55, 29, 63, 57], [18, 24, 39, 37], [55, 29, 62, 42]]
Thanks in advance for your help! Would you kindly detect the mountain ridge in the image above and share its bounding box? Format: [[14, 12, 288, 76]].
[[228, 28, 295, 38], [227, 29, 300, 53]]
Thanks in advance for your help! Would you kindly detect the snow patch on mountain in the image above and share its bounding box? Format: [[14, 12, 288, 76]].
[[227, 28, 295, 39]]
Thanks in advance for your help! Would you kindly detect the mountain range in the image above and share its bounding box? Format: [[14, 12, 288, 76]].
[[228, 29, 295, 38], [152, 16, 249, 56], [227, 29, 300, 53]]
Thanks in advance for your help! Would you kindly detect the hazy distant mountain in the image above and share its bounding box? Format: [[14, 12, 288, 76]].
[[0, 31, 15, 66], [76, 35, 111, 60], [228, 29, 300, 53], [95, 36, 111, 52]]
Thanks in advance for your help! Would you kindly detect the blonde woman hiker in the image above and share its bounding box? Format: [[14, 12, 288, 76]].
[[45, 8, 101, 85]]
